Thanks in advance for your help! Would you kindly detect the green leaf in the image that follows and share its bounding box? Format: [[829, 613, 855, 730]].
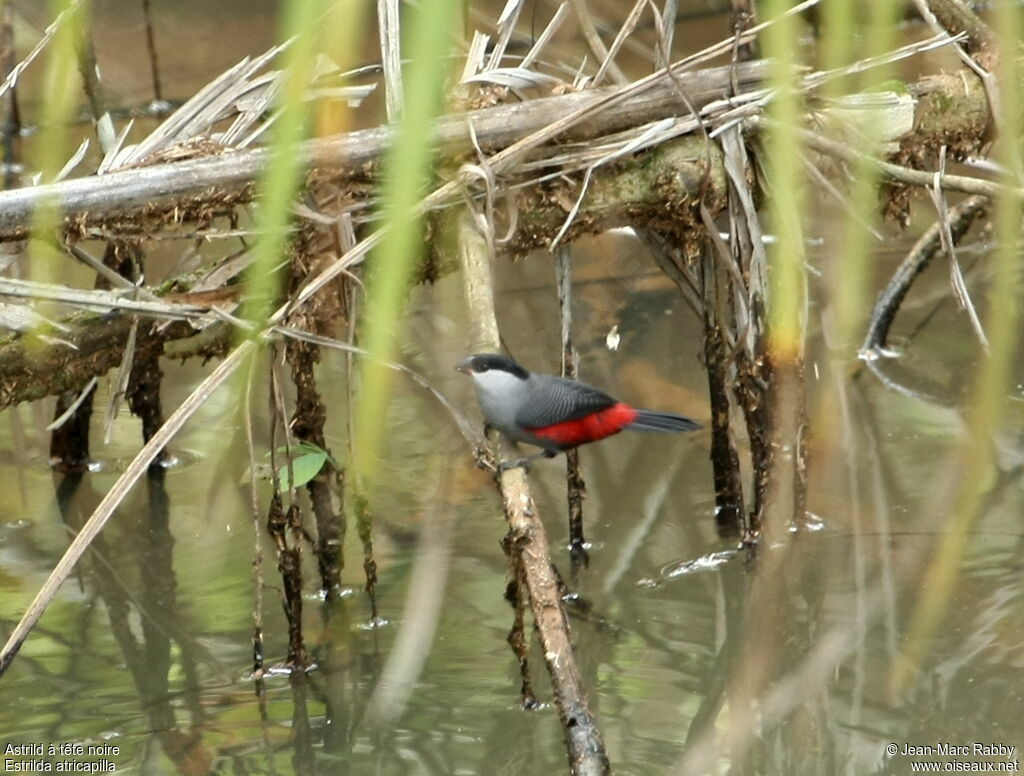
[[273, 441, 337, 469], [240, 442, 336, 488], [277, 449, 328, 491]]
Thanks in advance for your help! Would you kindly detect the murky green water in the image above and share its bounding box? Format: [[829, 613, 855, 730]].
[[1, 1, 1023, 774], [2, 237, 1023, 774]]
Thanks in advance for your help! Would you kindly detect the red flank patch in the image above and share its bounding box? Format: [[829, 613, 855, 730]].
[[527, 403, 638, 447]]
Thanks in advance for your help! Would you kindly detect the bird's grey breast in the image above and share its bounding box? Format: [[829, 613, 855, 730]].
[[472, 368, 532, 438]]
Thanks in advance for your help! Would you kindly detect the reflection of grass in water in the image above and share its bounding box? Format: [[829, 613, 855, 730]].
[[893, 3, 1024, 694]]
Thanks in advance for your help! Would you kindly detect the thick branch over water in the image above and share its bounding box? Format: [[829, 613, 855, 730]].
[[0, 61, 769, 240], [0, 134, 721, 410]]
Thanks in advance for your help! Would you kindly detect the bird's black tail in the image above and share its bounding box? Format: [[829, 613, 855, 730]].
[[626, 409, 702, 433]]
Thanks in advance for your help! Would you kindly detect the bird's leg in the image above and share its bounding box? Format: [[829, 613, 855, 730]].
[[497, 450, 558, 473]]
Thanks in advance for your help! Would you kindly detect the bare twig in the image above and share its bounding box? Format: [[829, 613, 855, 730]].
[[102, 317, 138, 443], [0, 277, 219, 321], [927, 153, 989, 351], [46, 376, 97, 431], [377, 0, 403, 121], [486, 0, 526, 70], [242, 354, 266, 676], [697, 205, 748, 536], [66, 243, 160, 300], [72, 11, 115, 154], [730, 0, 759, 62], [911, 0, 996, 57], [569, 0, 628, 85], [592, 0, 646, 87], [0, 0, 18, 190], [777, 120, 1012, 199], [555, 244, 588, 569], [0, 0, 85, 102], [139, 0, 164, 106], [656, 0, 678, 69], [520, 2, 569, 71]]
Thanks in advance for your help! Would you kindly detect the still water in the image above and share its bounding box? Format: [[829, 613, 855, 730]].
[[1, 233, 1022, 774], [1, 0, 1023, 774]]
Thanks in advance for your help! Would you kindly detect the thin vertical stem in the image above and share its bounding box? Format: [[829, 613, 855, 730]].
[[354, 0, 461, 485], [377, 0, 402, 122], [139, 0, 164, 107], [827, 0, 899, 355], [239, 0, 324, 329], [555, 245, 588, 569], [730, 0, 758, 61], [28, 0, 86, 297]]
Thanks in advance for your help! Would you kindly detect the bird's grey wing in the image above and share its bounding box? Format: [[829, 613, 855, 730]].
[[515, 375, 618, 429]]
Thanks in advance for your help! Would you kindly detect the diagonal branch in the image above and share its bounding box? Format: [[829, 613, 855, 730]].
[[453, 205, 610, 775]]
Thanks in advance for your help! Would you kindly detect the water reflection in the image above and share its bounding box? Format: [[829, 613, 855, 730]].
[[0, 240, 1022, 774], [2, 370, 1023, 774], [51, 467, 215, 772]]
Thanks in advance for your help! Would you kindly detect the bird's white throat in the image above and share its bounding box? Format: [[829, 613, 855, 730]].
[[470, 368, 530, 431]]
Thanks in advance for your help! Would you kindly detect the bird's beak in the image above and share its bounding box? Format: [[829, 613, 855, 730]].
[[455, 357, 473, 374]]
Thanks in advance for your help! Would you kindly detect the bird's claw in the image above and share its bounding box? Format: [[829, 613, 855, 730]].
[[497, 456, 532, 474], [496, 449, 561, 475]]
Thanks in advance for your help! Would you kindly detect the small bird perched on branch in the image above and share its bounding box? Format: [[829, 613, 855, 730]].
[[456, 353, 701, 470]]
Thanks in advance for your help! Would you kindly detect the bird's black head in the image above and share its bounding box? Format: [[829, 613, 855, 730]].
[[456, 353, 529, 380]]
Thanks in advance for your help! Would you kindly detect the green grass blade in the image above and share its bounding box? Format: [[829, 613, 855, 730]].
[[352, 0, 462, 486]]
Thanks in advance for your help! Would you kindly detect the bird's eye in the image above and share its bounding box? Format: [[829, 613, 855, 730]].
[[477, 365, 488, 372]]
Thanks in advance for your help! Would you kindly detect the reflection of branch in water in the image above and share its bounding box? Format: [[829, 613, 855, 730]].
[[859, 195, 989, 405], [366, 468, 455, 725], [0, 340, 256, 676], [54, 468, 216, 771], [862, 195, 988, 355]]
